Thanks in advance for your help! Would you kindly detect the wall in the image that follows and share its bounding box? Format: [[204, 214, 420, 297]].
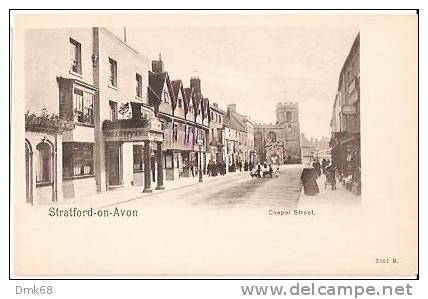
[[25, 28, 94, 115], [95, 28, 151, 192]]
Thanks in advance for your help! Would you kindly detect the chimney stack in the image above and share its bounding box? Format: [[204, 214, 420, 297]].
[[152, 53, 164, 73], [227, 104, 236, 116], [190, 77, 201, 94]]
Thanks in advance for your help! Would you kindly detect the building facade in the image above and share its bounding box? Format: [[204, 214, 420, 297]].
[[253, 102, 301, 165], [24, 28, 172, 205], [208, 103, 226, 164], [329, 33, 360, 194], [148, 58, 210, 181]]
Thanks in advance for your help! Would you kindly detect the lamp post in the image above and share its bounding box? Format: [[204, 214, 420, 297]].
[[197, 134, 203, 183]]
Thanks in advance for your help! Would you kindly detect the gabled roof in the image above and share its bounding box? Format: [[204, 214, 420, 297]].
[[202, 98, 210, 119], [193, 92, 203, 115], [183, 87, 195, 115], [148, 71, 174, 107], [171, 79, 184, 110]]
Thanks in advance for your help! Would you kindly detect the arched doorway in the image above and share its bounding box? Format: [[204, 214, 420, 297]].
[[25, 140, 33, 204]]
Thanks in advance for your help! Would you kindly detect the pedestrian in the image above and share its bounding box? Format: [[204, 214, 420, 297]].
[[300, 166, 320, 195], [312, 159, 322, 177], [190, 164, 194, 177], [326, 162, 336, 190], [257, 163, 262, 178], [207, 161, 212, 177], [321, 158, 328, 174], [239, 161, 242, 172]]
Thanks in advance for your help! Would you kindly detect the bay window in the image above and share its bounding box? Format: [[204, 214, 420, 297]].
[[74, 88, 94, 125]]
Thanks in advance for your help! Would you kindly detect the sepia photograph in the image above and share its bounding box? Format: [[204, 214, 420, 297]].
[[11, 12, 418, 277]]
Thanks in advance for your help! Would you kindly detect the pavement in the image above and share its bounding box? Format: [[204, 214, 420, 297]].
[[298, 173, 361, 209]]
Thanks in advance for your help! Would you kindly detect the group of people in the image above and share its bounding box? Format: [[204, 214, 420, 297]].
[[203, 161, 227, 177], [300, 158, 337, 196], [205, 160, 255, 177], [253, 162, 279, 178]]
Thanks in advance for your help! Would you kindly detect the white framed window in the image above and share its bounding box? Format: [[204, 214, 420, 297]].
[[74, 88, 94, 124]]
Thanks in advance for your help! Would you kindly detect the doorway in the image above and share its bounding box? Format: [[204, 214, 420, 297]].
[[107, 143, 122, 186]]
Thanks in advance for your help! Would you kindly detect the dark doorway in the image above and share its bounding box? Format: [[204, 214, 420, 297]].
[[107, 143, 122, 186], [151, 156, 156, 182]]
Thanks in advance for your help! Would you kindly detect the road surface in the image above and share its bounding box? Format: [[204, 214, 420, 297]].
[[113, 165, 303, 209]]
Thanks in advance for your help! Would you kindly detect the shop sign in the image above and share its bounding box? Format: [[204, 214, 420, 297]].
[[104, 129, 149, 142]]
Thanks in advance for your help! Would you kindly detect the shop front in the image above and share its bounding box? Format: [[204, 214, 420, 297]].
[[102, 116, 164, 193]]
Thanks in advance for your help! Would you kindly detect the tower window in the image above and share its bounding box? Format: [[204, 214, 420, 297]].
[[286, 111, 292, 122]]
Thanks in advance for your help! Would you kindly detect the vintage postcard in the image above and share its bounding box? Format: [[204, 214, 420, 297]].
[[11, 12, 418, 277]]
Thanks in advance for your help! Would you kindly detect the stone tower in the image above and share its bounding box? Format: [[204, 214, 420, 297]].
[[276, 102, 301, 163]]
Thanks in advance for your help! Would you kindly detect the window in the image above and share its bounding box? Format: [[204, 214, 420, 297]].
[[173, 124, 178, 142], [217, 129, 223, 143], [69, 38, 82, 74], [163, 90, 170, 103], [36, 143, 52, 184], [74, 89, 94, 124], [109, 101, 118, 121], [286, 111, 292, 122], [178, 97, 182, 108], [211, 111, 214, 120], [136, 73, 143, 98], [108, 58, 117, 87], [133, 145, 143, 172], [62, 143, 94, 178]]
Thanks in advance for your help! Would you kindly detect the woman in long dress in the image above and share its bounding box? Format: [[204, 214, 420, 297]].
[[300, 167, 320, 195]]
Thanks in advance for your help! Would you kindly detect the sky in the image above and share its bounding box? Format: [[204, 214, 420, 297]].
[[110, 24, 359, 139]]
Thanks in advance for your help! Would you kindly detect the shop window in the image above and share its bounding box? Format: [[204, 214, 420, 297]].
[[133, 145, 143, 172], [109, 58, 117, 87], [136, 73, 143, 98], [69, 38, 82, 75], [63, 143, 94, 178], [74, 89, 94, 124], [36, 142, 52, 184]]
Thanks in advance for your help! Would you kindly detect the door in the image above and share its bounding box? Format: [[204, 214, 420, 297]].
[[107, 143, 121, 186], [25, 142, 33, 204]]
